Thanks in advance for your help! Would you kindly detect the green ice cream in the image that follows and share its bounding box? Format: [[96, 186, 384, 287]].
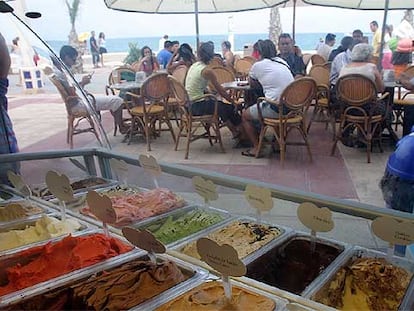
[[144, 209, 225, 244]]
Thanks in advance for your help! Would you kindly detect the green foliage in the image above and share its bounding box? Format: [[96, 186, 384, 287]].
[[65, 0, 81, 26], [124, 42, 141, 64]]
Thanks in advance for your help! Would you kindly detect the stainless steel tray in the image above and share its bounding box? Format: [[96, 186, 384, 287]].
[[170, 217, 292, 267], [2, 252, 207, 310], [0, 213, 93, 255], [30, 176, 118, 201], [0, 187, 23, 203], [131, 205, 234, 247], [244, 232, 350, 297], [142, 278, 289, 311], [0, 229, 137, 305], [306, 246, 414, 310]]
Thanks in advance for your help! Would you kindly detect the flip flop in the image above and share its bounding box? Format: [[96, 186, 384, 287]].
[[241, 149, 256, 157]]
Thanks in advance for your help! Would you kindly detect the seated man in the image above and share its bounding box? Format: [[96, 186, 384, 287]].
[[317, 33, 336, 61], [157, 40, 173, 69], [399, 72, 414, 136], [277, 33, 306, 77], [54, 45, 126, 134], [241, 39, 294, 157]]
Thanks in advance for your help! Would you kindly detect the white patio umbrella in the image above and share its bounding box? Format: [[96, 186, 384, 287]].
[[302, 0, 414, 68], [104, 0, 290, 47]]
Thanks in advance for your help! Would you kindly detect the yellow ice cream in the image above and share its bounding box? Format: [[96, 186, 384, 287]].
[[0, 215, 81, 251], [156, 281, 276, 311], [314, 257, 413, 310]]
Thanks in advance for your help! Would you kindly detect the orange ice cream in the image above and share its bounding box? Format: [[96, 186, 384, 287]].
[[0, 233, 132, 297]]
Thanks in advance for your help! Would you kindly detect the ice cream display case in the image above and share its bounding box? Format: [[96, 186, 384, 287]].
[[0, 148, 413, 310]]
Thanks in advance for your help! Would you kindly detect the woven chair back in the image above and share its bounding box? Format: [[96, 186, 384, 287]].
[[311, 54, 326, 66], [309, 65, 330, 86], [168, 75, 189, 108], [171, 64, 188, 85], [141, 72, 170, 102], [280, 77, 317, 111], [336, 74, 377, 107]]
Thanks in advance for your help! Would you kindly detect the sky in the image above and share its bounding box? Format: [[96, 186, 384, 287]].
[[1, 0, 408, 42]]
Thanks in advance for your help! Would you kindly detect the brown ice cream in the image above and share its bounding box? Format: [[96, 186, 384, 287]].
[[0, 201, 43, 222], [7, 259, 191, 310], [314, 257, 413, 310], [156, 281, 276, 311], [180, 221, 282, 259]]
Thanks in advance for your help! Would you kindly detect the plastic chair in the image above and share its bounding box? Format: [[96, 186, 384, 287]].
[[256, 77, 317, 164], [125, 73, 176, 151], [168, 75, 224, 159], [331, 74, 389, 163]]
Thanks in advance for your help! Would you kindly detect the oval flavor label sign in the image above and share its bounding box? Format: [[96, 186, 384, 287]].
[[372, 216, 414, 246], [122, 227, 166, 253], [86, 190, 116, 224], [297, 202, 334, 232], [244, 184, 273, 212], [45, 171, 74, 202], [7, 171, 31, 197], [139, 155, 161, 177], [192, 176, 218, 202], [196, 237, 246, 277]]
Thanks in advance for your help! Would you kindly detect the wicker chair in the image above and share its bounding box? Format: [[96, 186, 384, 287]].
[[310, 54, 326, 66], [393, 65, 414, 131], [105, 66, 136, 135], [167, 64, 189, 125], [331, 74, 389, 163], [47, 73, 101, 149], [125, 73, 176, 151], [256, 77, 317, 164], [307, 64, 336, 139], [234, 58, 252, 80], [168, 75, 224, 159]]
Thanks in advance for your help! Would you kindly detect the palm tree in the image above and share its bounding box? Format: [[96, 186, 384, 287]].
[[65, 0, 83, 72], [269, 7, 283, 47]]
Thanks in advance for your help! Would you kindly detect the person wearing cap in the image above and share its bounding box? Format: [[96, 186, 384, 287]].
[[370, 20, 382, 58], [316, 33, 336, 61], [380, 127, 414, 256], [392, 38, 413, 79]]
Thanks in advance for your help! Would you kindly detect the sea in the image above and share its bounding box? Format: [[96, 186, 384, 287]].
[[45, 32, 370, 54]]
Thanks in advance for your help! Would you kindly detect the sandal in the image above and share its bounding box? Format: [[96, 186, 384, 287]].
[[241, 149, 257, 157]]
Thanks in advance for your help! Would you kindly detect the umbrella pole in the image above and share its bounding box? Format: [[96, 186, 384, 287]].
[[378, 0, 390, 71], [195, 0, 200, 49], [292, 0, 297, 42]]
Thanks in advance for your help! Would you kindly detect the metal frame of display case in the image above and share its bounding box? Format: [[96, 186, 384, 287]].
[[0, 147, 413, 222]]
